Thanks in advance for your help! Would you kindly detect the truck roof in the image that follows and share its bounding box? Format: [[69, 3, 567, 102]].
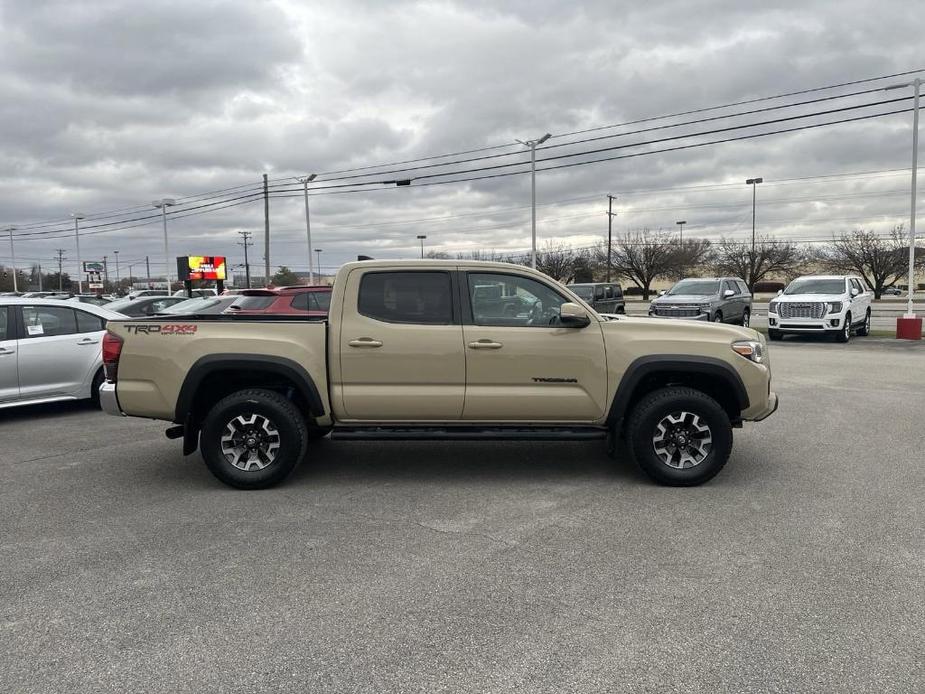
[[339, 258, 543, 273]]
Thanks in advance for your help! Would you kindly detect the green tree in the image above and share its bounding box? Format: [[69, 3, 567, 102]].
[[271, 266, 300, 286]]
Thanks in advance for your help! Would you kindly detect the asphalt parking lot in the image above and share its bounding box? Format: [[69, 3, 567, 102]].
[[2, 338, 924, 693]]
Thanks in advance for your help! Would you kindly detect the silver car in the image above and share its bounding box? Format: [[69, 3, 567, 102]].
[[0, 298, 125, 410]]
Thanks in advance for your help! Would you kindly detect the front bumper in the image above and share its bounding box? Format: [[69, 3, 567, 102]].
[[768, 313, 845, 332], [99, 382, 123, 416], [751, 391, 779, 421]]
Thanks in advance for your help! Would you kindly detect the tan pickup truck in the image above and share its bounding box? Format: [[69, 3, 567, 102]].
[[100, 259, 778, 489]]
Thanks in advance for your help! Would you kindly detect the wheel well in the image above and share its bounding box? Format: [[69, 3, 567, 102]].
[[620, 370, 742, 426], [187, 369, 314, 430]]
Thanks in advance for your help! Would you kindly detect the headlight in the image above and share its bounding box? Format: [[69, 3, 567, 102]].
[[826, 301, 843, 314], [731, 340, 765, 364], [768, 300, 778, 314]]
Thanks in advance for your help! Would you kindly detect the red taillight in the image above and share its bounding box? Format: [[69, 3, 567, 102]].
[[102, 331, 123, 382]]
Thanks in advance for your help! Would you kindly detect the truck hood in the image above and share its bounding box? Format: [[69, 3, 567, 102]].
[[602, 314, 759, 342], [774, 294, 844, 302], [651, 294, 715, 304]]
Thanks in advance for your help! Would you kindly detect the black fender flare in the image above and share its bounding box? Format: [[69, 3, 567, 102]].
[[175, 354, 326, 425], [605, 355, 749, 429]]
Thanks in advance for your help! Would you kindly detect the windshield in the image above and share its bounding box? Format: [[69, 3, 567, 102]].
[[784, 279, 846, 295], [105, 299, 135, 312], [667, 280, 719, 296], [568, 286, 594, 300]]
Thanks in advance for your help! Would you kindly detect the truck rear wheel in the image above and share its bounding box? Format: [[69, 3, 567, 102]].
[[625, 387, 732, 486], [200, 388, 307, 489]]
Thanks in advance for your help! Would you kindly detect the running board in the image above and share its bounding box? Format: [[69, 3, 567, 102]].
[[331, 425, 608, 441]]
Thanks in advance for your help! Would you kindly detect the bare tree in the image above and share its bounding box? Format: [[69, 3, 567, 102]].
[[598, 229, 678, 299], [534, 242, 578, 282], [712, 236, 805, 293], [817, 226, 923, 299], [669, 238, 714, 280]]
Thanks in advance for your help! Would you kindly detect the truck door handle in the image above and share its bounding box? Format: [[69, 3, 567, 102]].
[[77, 338, 100, 345], [348, 338, 383, 348], [468, 339, 503, 350], [0, 347, 14, 355]]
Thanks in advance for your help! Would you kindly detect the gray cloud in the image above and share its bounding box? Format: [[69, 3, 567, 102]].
[[1, 0, 922, 280]]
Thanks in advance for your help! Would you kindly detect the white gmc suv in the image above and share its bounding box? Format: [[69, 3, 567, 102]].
[[767, 275, 872, 342]]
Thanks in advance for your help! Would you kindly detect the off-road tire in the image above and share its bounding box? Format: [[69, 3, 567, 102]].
[[200, 388, 307, 489], [713, 311, 723, 323], [625, 387, 733, 486], [835, 313, 852, 343], [741, 309, 751, 327], [856, 310, 871, 337]]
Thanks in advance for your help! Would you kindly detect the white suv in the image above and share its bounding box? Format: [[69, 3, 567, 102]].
[[767, 275, 872, 342]]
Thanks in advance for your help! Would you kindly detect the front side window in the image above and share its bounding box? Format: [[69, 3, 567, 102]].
[[0, 306, 8, 341], [468, 273, 568, 327], [358, 272, 453, 324], [21, 306, 77, 338]]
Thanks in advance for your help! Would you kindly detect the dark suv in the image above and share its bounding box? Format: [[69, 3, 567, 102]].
[[566, 282, 625, 314], [649, 277, 752, 326]]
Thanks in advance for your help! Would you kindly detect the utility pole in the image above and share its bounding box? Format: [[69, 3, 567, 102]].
[[263, 173, 271, 282], [38, 264, 42, 291], [70, 214, 85, 293], [516, 133, 552, 268], [145, 256, 151, 287], [298, 174, 318, 284], [745, 177, 763, 292], [237, 231, 253, 289], [103, 255, 109, 286], [4, 226, 17, 292], [113, 250, 120, 292], [55, 249, 66, 291], [606, 195, 617, 282]]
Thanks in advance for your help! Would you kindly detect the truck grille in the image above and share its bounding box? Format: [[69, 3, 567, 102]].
[[653, 305, 701, 317], [778, 302, 825, 319]]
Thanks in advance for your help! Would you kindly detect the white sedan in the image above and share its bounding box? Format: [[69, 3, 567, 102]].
[[0, 298, 126, 410]]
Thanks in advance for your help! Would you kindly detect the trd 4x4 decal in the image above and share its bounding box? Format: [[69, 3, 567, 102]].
[[125, 324, 197, 335]]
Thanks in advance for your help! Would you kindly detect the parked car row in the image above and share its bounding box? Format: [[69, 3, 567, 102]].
[[0, 286, 333, 411]]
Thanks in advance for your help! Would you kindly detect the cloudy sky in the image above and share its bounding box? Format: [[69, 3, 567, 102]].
[[1, 0, 922, 282]]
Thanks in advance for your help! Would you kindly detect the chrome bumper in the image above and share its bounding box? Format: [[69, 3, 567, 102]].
[[99, 382, 123, 416]]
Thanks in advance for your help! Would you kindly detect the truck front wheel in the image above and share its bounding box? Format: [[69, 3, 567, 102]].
[[625, 387, 732, 486], [200, 388, 307, 489]]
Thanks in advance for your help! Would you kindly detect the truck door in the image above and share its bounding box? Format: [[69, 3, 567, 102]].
[[337, 269, 465, 420], [0, 306, 19, 403], [461, 271, 607, 421]]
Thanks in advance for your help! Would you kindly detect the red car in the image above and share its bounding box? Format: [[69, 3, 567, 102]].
[[224, 286, 332, 316]]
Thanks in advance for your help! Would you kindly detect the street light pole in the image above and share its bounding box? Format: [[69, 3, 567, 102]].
[[4, 226, 16, 292], [298, 174, 318, 284], [885, 78, 922, 317], [745, 178, 763, 291], [70, 214, 85, 293], [152, 199, 177, 291], [315, 249, 323, 281], [517, 133, 552, 268], [606, 196, 616, 283], [676, 220, 687, 244], [113, 250, 120, 292], [417, 235, 427, 258]]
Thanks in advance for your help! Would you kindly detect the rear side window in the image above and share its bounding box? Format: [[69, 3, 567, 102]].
[[290, 293, 310, 311], [76, 310, 105, 333], [232, 296, 276, 310], [358, 272, 453, 324], [21, 306, 77, 338]]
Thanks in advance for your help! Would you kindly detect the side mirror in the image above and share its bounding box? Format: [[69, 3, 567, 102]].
[[559, 302, 591, 328], [776, 289, 783, 296], [850, 288, 859, 297], [723, 289, 735, 298], [658, 289, 667, 296]]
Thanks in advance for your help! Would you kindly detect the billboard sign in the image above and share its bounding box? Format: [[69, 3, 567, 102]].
[[177, 255, 227, 281], [83, 261, 105, 273]]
